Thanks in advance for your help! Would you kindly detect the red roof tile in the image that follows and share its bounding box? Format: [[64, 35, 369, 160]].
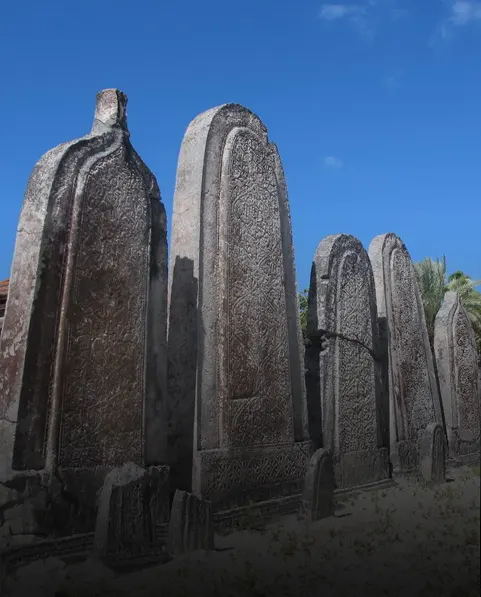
[[0, 279, 9, 297]]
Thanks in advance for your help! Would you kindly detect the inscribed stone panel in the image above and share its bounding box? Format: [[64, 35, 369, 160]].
[[59, 150, 149, 469], [222, 129, 293, 448]]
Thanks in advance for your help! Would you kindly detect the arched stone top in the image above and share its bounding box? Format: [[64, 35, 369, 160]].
[[368, 232, 409, 319], [184, 103, 268, 147], [308, 234, 375, 337], [435, 291, 465, 330]]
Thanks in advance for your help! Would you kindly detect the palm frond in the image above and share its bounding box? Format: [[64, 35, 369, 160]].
[[414, 258, 481, 354], [414, 256, 447, 345]]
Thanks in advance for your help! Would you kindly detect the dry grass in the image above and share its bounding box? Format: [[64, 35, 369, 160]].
[[5, 464, 480, 597]]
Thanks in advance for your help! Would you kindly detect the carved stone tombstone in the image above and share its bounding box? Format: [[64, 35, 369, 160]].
[[167, 104, 311, 513], [419, 423, 446, 484], [368, 233, 444, 474], [306, 235, 390, 490], [94, 463, 171, 565], [434, 291, 480, 462], [298, 448, 335, 522], [167, 490, 214, 555], [0, 89, 168, 536]]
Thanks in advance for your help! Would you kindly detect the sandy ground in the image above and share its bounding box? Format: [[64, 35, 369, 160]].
[[4, 464, 480, 597]]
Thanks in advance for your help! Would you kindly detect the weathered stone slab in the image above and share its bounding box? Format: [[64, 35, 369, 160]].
[[307, 234, 390, 490], [0, 279, 7, 340], [419, 423, 446, 484], [299, 448, 335, 522], [167, 104, 311, 510], [434, 291, 480, 461], [368, 233, 444, 474], [0, 90, 168, 535], [167, 490, 214, 555], [94, 463, 170, 563]]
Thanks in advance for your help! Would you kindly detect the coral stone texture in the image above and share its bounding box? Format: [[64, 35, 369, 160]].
[[167, 490, 214, 555], [94, 463, 170, 564], [167, 104, 311, 511], [368, 233, 444, 473], [0, 279, 8, 338], [306, 234, 390, 490], [0, 90, 168, 521], [434, 291, 480, 461]]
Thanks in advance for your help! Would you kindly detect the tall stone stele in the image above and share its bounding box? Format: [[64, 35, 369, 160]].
[[167, 104, 311, 513], [306, 234, 390, 491], [0, 89, 168, 534], [368, 233, 444, 473], [434, 291, 480, 462]]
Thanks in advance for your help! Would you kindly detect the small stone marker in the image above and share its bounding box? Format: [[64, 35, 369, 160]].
[[419, 423, 446, 484], [299, 449, 335, 522], [434, 291, 480, 462], [167, 490, 214, 555], [94, 463, 170, 564]]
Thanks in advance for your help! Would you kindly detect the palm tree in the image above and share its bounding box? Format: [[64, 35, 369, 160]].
[[414, 256, 447, 345], [414, 257, 481, 353], [299, 288, 309, 345]]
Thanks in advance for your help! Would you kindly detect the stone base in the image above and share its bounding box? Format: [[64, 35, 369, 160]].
[[390, 439, 419, 474], [447, 452, 480, 468], [194, 440, 312, 512], [1, 533, 95, 579], [334, 477, 396, 503], [0, 525, 171, 581], [447, 430, 480, 465], [213, 494, 302, 532], [333, 447, 390, 490], [0, 467, 118, 545], [447, 428, 481, 458], [0, 472, 52, 549]]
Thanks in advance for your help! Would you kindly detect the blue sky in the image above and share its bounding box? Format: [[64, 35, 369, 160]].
[[0, 0, 480, 291]]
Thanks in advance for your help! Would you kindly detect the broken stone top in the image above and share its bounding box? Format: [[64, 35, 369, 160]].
[[92, 89, 128, 134]]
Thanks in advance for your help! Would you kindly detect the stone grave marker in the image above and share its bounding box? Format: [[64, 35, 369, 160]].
[[167, 489, 214, 555], [298, 448, 335, 522], [307, 234, 390, 490], [419, 423, 447, 484], [167, 104, 311, 514], [0, 89, 168, 538], [94, 463, 170, 566], [434, 291, 480, 462], [368, 233, 444, 474]]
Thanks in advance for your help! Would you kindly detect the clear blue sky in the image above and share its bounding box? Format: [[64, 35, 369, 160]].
[[1, 0, 480, 291]]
